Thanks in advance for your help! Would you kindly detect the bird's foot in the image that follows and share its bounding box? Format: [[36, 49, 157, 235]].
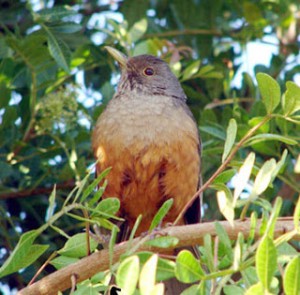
[[90, 224, 111, 249]]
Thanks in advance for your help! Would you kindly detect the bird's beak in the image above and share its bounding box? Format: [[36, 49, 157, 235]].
[[105, 46, 128, 69]]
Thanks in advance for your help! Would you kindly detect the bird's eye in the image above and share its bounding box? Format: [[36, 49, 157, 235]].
[[143, 67, 154, 76]]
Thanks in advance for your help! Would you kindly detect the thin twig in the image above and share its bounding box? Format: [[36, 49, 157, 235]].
[[29, 252, 57, 286]]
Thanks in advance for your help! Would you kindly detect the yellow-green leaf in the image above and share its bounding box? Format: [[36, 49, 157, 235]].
[[284, 256, 300, 295], [222, 118, 237, 163], [140, 254, 158, 295], [282, 81, 300, 116], [116, 255, 140, 295], [233, 152, 255, 204], [175, 250, 204, 283], [256, 73, 280, 114], [256, 236, 277, 290]]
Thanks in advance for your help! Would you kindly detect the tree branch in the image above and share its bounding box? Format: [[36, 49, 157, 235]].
[[0, 180, 75, 200], [18, 217, 299, 295], [144, 28, 223, 38]]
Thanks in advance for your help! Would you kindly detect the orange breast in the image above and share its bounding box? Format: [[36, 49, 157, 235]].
[[92, 95, 200, 235]]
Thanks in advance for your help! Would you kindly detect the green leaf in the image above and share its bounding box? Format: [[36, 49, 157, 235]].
[[202, 234, 214, 272], [243, 2, 262, 23], [139, 254, 159, 295], [256, 236, 277, 290], [215, 222, 233, 260], [284, 256, 300, 295], [57, 233, 98, 258], [293, 196, 300, 230], [0, 83, 11, 108], [50, 256, 79, 270], [88, 180, 107, 207], [120, 0, 148, 27], [233, 152, 255, 204], [246, 133, 297, 146], [256, 73, 280, 114], [224, 285, 244, 295], [0, 39, 13, 59], [137, 252, 175, 281], [248, 117, 270, 132], [49, 23, 82, 34], [175, 250, 204, 283], [180, 284, 201, 295], [46, 185, 56, 221], [214, 183, 234, 226], [199, 126, 226, 140], [128, 18, 148, 43], [233, 233, 244, 270], [213, 169, 236, 184], [222, 118, 237, 163], [270, 149, 288, 183], [91, 197, 120, 218], [0, 160, 14, 179], [0, 230, 47, 278], [147, 283, 164, 295], [128, 214, 143, 243], [295, 155, 300, 173], [149, 199, 173, 232], [242, 266, 258, 288], [252, 158, 277, 196], [277, 242, 298, 264], [248, 212, 258, 246], [81, 167, 111, 203], [116, 256, 139, 295], [282, 81, 300, 116], [181, 60, 201, 82], [145, 236, 179, 248], [133, 39, 163, 56], [44, 26, 71, 72], [1, 106, 17, 129], [194, 64, 223, 79], [34, 6, 76, 22], [245, 282, 264, 295], [264, 197, 282, 238]]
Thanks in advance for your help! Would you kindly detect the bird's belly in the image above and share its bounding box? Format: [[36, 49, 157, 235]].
[[92, 97, 200, 233]]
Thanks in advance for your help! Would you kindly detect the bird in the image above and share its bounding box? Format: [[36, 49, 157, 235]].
[[92, 46, 201, 238]]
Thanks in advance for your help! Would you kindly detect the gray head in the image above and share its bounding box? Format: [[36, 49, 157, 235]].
[[105, 47, 187, 101]]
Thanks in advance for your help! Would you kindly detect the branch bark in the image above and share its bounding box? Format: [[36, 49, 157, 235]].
[[0, 180, 75, 200], [18, 217, 299, 295]]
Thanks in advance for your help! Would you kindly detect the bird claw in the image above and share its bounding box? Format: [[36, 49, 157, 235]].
[[141, 222, 171, 239], [90, 224, 111, 249]]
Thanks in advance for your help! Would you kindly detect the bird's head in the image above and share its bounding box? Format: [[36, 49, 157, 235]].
[[105, 46, 186, 101]]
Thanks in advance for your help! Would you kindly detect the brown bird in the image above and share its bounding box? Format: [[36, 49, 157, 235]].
[[92, 47, 201, 237]]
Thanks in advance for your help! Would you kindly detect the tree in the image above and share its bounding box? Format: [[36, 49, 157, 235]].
[[0, 0, 300, 294]]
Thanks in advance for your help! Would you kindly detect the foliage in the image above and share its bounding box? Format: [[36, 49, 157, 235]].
[[0, 0, 300, 294]]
